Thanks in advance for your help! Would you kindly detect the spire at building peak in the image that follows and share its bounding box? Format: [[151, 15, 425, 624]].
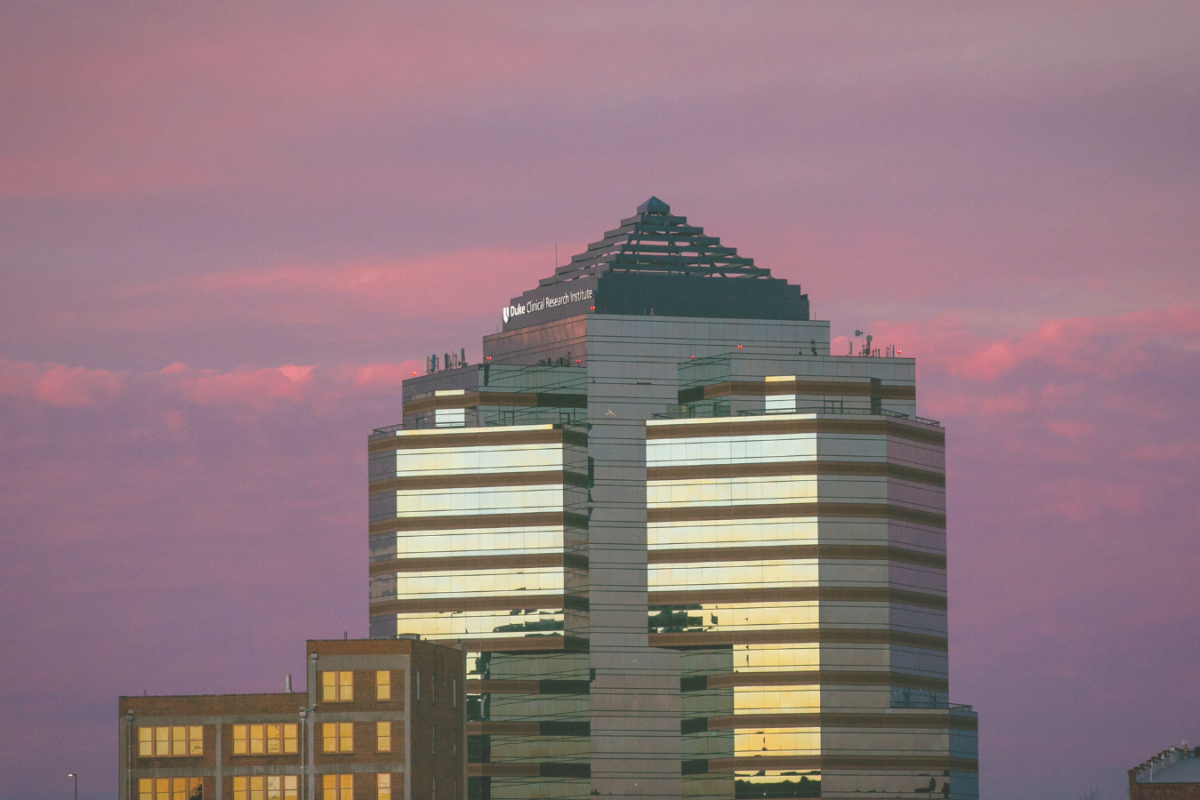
[[637, 196, 670, 215]]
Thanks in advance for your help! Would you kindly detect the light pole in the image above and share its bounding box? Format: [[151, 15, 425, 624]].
[[67, 773, 77, 800]]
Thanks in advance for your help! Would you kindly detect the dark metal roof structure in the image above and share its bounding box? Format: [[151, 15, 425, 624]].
[[539, 196, 770, 287]]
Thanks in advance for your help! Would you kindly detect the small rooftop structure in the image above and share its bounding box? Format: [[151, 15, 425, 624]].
[[1129, 743, 1200, 800]]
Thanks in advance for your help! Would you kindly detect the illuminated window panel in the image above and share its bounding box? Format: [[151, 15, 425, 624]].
[[392, 442, 565, 477], [734, 727, 821, 757], [393, 567, 564, 599], [648, 603, 819, 633], [376, 671, 391, 701], [391, 609, 565, 639], [322, 774, 353, 800], [649, 560, 818, 592], [647, 475, 821, 508], [394, 486, 563, 517], [323, 722, 354, 753], [646, 434, 820, 467], [321, 671, 353, 702], [231, 724, 297, 755], [391, 526, 564, 558], [137, 726, 203, 757], [734, 686, 821, 711], [648, 519, 821, 549], [377, 721, 391, 751], [377, 774, 391, 800], [139, 779, 201, 800]]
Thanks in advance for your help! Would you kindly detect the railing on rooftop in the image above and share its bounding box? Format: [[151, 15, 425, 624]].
[[654, 404, 941, 426]]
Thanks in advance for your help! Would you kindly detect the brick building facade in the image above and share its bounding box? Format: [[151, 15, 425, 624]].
[[119, 638, 465, 800]]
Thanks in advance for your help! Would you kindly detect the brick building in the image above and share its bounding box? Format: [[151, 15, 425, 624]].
[[1129, 744, 1200, 800], [119, 638, 466, 800]]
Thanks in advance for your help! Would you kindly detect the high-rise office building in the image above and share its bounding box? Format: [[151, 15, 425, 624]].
[[368, 198, 978, 800]]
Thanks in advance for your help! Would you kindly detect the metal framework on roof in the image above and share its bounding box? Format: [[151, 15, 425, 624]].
[[538, 196, 771, 287]]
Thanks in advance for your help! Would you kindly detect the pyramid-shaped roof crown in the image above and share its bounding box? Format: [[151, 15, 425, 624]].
[[539, 197, 770, 288]]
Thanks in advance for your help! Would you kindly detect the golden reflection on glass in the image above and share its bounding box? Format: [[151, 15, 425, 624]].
[[734, 728, 821, 757], [394, 485, 564, 518], [394, 608, 565, 639], [393, 568, 564, 599], [646, 434, 819, 468], [376, 670, 391, 701], [734, 687, 820, 711], [377, 774, 391, 800], [377, 721, 391, 752], [266, 776, 281, 800], [339, 672, 353, 702], [649, 560, 818, 591], [649, 603, 819, 633], [648, 519, 820, 549], [647, 475, 820, 508], [393, 443, 563, 477], [394, 526, 564, 558]]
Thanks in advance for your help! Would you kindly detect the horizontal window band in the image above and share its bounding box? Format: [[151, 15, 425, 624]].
[[647, 461, 944, 487], [456, 635, 589, 655], [684, 712, 976, 732], [466, 679, 589, 695], [679, 380, 916, 403], [647, 502, 945, 529], [650, 586, 946, 610], [648, 544, 945, 570], [646, 418, 943, 446], [682, 671, 949, 693], [369, 427, 583, 455], [467, 721, 590, 736], [370, 511, 589, 535], [701, 755, 978, 774], [370, 470, 588, 494], [403, 391, 589, 416], [467, 762, 591, 779], [369, 553, 587, 576], [650, 628, 948, 652], [369, 593, 585, 614]]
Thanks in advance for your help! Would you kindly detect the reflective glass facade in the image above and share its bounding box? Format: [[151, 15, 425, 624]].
[[369, 199, 977, 800]]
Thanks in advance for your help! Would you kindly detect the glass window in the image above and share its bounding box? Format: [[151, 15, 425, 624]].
[[138, 726, 201, 757], [322, 775, 353, 800], [249, 776, 265, 800], [250, 724, 265, 754], [377, 774, 391, 800], [321, 671, 353, 702], [138, 779, 152, 800], [324, 722, 353, 753], [284, 776, 298, 800], [233, 777, 246, 800], [377, 721, 391, 752], [266, 777, 281, 800], [376, 670, 391, 701]]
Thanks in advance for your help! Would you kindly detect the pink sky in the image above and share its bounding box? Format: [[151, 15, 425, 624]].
[[2, 4, 1198, 799]]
